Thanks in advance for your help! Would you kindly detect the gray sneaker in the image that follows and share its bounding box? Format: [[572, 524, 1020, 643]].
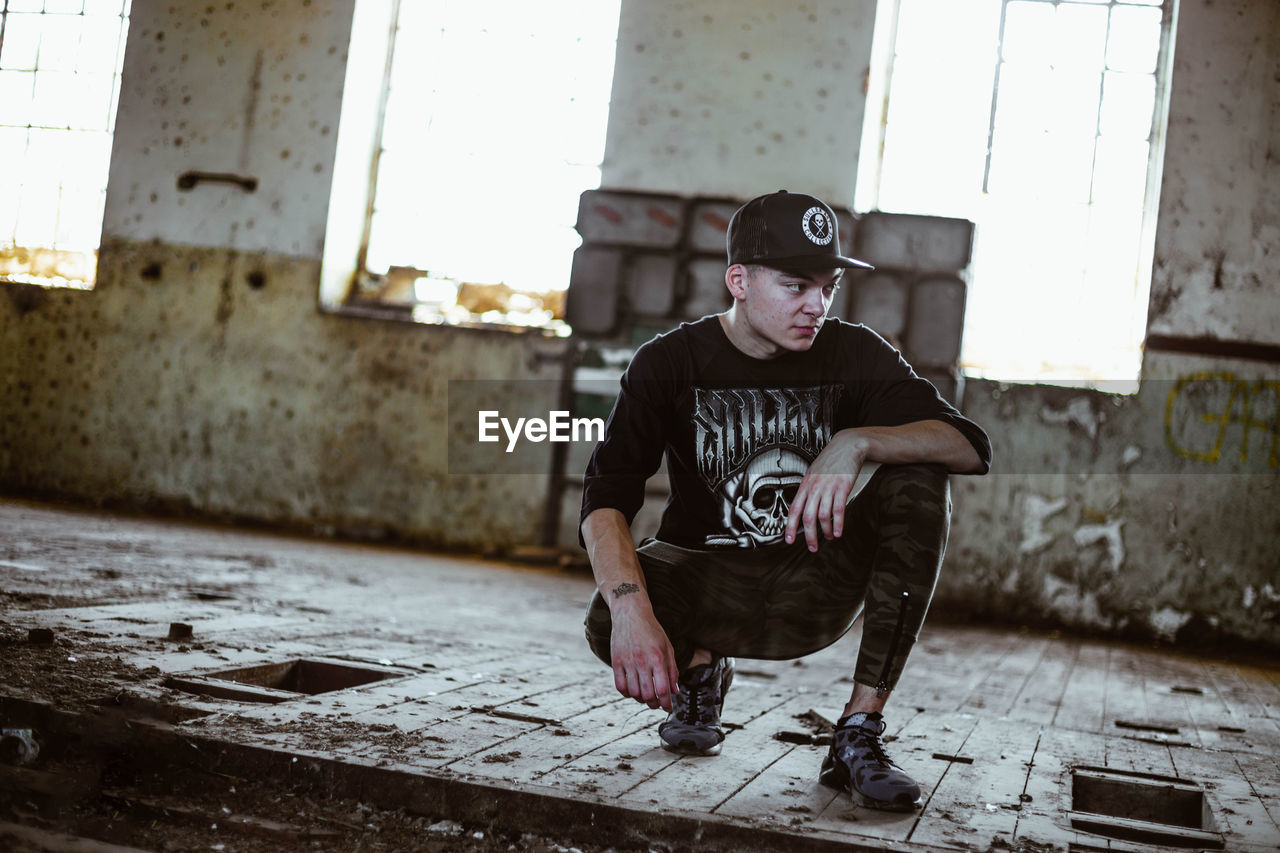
[[658, 657, 735, 756], [819, 711, 922, 811]]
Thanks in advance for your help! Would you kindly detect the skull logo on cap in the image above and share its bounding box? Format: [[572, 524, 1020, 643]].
[[801, 206, 834, 246]]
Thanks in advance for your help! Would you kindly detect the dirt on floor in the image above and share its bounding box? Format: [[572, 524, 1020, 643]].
[[0, 622, 650, 853]]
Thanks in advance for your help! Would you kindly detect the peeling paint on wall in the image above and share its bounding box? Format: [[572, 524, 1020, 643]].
[[1072, 520, 1125, 574], [1039, 397, 1102, 440], [1019, 495, 1068, 553], [1147, 606, 1192, 643]]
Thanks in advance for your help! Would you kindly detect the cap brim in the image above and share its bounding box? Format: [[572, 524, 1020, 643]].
[[750, 254, 875, 272]]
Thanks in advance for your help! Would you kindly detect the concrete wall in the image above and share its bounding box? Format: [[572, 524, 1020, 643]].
[[1145, 0, 1280, 344], [946, 367, 1279, 650], [944, 0, 1280, 650], [601, 0, 877, 204], [0, 0, 1276, 649], [0, 0, 565, 548], [592, 0, 1279, 651]]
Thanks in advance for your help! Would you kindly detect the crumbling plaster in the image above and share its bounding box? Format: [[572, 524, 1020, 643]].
[[0, 0, 565, 548], [946, 359, 1279, 650]]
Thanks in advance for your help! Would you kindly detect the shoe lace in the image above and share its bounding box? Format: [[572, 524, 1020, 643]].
[[683, 689, 701, 721], [861, 731, 893, 766], [840, 724, 893, 766], [678, 669, 719, 723]]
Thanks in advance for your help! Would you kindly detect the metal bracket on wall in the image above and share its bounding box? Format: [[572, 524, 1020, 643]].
[[176, 171, 259, 192]]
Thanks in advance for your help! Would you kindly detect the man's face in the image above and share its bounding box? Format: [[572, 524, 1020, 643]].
[[732, 265, 842, 356]]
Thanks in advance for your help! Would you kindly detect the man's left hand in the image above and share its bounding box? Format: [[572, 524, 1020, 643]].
[[784, 430, 869, 551]]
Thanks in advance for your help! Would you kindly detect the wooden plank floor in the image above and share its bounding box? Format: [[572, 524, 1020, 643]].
[[3, 499, 1279, 851]]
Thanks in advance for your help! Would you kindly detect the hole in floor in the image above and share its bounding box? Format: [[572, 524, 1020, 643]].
[[165, 659, 407, 704], [1070, 766, 1222, 849]]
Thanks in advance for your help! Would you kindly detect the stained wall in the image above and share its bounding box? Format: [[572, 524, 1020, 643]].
[[594, 0, 1280, 650], [0, 0, 1276, 648], [601, 0, 878, 203], [940, 0, 1280, 649], [1145, 0, 1280, 345], [0, 0, 566, 548]]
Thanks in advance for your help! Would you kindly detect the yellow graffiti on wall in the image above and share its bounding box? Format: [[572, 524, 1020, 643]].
[[1165, 372, 1280, 466]]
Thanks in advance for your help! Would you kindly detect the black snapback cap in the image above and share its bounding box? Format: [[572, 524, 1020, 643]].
[[726, 190, 874, 271]]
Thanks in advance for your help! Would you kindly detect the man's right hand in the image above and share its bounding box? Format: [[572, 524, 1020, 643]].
[[609, 607, 680, 712]]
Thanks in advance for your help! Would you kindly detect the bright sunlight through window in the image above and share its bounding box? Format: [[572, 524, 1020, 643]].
[[865, 0, 1170, 386], [361, 1, 621, 330], [0, 0, 131, 289]]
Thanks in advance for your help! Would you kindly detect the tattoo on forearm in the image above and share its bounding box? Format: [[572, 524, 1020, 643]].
[[612, 582, 640, 599]]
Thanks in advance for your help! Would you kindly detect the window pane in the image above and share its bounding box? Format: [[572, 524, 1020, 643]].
[[875, 0, 1171, 382], [0, 14, 43, 69], [44, 0, 87, 14], [993, 64, 1053, 133], [69, 71, 113, 129], [1049, 69, 1102, 136], [989, 129, 1095, 202], [0, 125, 28, 164], [82, 0, 126, 15], [1054, 4, 1107, 69], [878, 55, 995, 215], [0, 70, 35, 126], [367, 0, 620, 295], [1093, 136, 1150, 204], [54, 187, 105, 249], [31, 70, 79, 126], [0, 0, 127, 287], [1099, 71, 1154, 138], [26, 127, 74, 178], [59, 130, 113, 189], [33, 14, 83, 71], [1002, 2, 1054, 66], [14, 180, 60, 246], [896, 0, 999, 59], [0, 128, 27, 243], [77, 17, 123, 70], [1107, 5, 1162, 73]]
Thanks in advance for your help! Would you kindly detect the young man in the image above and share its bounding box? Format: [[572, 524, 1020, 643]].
[[578, 190, 991, 811]]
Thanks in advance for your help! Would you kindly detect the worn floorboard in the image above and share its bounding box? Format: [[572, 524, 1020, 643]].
[[2, 499, 1278, 851]]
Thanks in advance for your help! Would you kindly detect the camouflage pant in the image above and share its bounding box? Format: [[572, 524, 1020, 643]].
[[584, 463, 951, 694]]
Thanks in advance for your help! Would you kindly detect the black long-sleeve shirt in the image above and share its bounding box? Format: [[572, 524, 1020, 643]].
[[580, 316, 991, 549]]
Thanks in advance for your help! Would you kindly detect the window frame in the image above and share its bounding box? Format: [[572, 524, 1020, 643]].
[[0, 0, 132, 291], [858, 0, 1177, 387]]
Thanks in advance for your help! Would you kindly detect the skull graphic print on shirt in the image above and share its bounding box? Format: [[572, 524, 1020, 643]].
[[694, 386, 842, 547]]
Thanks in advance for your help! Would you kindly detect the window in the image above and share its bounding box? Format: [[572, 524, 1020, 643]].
[[327, 0, 621, 330], [859, 0, 1172, 385], [0, 0, 131, 289]]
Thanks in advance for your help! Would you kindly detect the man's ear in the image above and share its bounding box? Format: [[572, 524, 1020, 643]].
[[725, 264, 749, 301]]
